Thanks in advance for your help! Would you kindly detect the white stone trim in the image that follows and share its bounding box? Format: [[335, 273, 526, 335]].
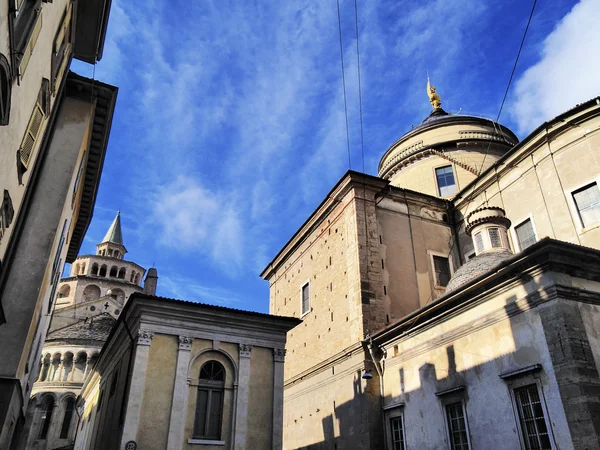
[[272, 348, 285, 450], [510, 214, 539, 252], [167, 336, 193, 450], [233, 344, 252, 449]]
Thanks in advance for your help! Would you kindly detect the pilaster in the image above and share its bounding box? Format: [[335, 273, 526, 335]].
[[234, 344, 252, 450], [120, 330, 154, 449], [167, 336, 193, 450], [272, 348, 286, 450]]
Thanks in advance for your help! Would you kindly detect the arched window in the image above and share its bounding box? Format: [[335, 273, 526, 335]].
[[91, 263, 99, 275], [134, 273, 140, 285], [39, 396, 55, 439], [60, 397, 75, 439], [111, 288, 125, 305], [74, 263, 80, 275], [118, 267, 126, 279], [81, 263, 86, 274], [193, 361, 225, 440], [130, 271, 135, 283], [115, 251, 120, 259], [57, 284, 70, 298], [83, 284, 101, 302], [99, 264, 107, 277], [0, 54, 11, 126], [110, 266, 118, 277]]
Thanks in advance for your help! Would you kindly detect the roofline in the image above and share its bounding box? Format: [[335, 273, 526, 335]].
[[453, 96, 600, 206], [371, 238, 600, 344]]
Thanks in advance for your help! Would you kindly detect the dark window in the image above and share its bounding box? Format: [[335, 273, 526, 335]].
[[194, 361, 225, 440], [301, 282, 310, 315], [573, 182, 600, 228], [91, 263, 99, 276], [445, 402, 470, 450], [0, 54, 11, 125], [435, 165, 457, 197], [488, 227, 502, 248], [51, 3, 73, 93], [12, 0, 43, 77], [515, 219, 536, 250], [39, 396, 55, 439], [514, 384, 551, 450], [59, 398, 74, 439], [390, 416, 405, 450], [433, 255, 451, 287]]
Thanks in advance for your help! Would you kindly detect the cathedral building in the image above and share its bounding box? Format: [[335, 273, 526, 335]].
[[262, 85, 600, 449], [20, 212, 158, 450]]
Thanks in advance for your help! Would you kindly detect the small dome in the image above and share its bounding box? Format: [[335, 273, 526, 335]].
[[445, 250, 513, 293]]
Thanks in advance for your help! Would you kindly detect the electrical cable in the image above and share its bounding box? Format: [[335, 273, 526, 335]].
[[336, 0, 352, 169]]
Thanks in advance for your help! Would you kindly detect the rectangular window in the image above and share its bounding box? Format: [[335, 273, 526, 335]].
[[435, 165, 457, 197], [488, 227, 502, 248], [390, 416, 406, 450], [514, 384, 551, 450], [445, 402, 470, 450], [51, 2, 73, 93], [301, 282, 310, 316], [573, 182, 600, 229], [433, 255, 451, 287], [474, 232, 484, 253], [13, 0, 43, 77], [515, 219, 536, 250]]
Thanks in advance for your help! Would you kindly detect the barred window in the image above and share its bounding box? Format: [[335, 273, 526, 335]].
[[474, 232, 484, 253], [194, 361, 225, 440], [514, 384, 551, 450], [390, 416, 405, 450], [445, 402, 470, 450], [515, 219, 536, 250], [488, 227, 502, 248]]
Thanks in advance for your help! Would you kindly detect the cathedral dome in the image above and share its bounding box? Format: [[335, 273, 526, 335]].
[[378, 81, 518, 198]]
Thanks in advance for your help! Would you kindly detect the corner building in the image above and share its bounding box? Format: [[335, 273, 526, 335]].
[[20, 212, 158, 450], [262, 89, 600, 449]]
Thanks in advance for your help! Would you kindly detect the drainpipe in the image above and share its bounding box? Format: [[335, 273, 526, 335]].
[[363, 335, 387, 450]]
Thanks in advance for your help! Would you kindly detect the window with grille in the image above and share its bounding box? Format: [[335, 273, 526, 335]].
[[445, 402, 470, 450], [433, 255, 451, 287], [474, 232, 484, 253], [488, 227, 502, 248], [514, 384, 551, 450], [573, 182, 600, 229], [301, 282, 310, 315], [515, 219, 536, 250], [435, 165, 457, 197], [390, 416, 406, 450], [194, 361, 225, 440]]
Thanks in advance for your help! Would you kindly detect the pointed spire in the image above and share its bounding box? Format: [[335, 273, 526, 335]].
[[102, 211, 124, 245]]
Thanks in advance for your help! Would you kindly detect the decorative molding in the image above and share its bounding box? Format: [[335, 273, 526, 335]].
[[435, 385, 466, 397], [273, 348, 286, 362], [499, 364, 542, 380], [137, 330, 154, 346], [178, 336, 193, 351], [239, 343, 252, 358]]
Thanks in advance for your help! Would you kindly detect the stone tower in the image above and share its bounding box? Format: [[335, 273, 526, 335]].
[[20, 212, 158, 450]]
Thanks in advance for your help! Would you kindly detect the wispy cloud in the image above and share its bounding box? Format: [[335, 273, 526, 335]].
[[159, 273, 243, 306], [510, 0, 600, 134]]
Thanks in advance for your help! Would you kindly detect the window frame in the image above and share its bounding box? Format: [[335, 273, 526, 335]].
[[510, 215, 538, 252], [10, 0, 44, 80], [434, 164, 459, 198], [427, 250, 454, 289], [0, 54, 11, 125], [443, 400, 472, 450], [193, 361, 226, 441], [384, 405, 406, 450], [300, 281, 310, 317], [502, 372, 555, 450], [567, 178, 600, 233]]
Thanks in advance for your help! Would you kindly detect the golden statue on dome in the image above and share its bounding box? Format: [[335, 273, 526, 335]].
[[427, 78, 442, 109]]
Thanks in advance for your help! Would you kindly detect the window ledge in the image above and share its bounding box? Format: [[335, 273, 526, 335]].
[[580, 222, 600, 235], [188, 439, 225, 446]]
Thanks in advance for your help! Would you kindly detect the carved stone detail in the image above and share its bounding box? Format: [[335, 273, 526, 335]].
[[239, 343, 252, 358], [273, 348, 286, 362], [137, 330, 154, 346], [178, 336, 193, 351]]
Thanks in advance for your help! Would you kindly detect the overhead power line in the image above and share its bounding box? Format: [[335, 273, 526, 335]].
[[336, 0, 352, 170]]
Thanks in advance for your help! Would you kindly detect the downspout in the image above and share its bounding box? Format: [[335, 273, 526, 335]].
[[363, 335, 387, 450]]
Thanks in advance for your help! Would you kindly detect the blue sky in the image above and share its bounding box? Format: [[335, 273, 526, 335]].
[[70, 0, 600, 313]]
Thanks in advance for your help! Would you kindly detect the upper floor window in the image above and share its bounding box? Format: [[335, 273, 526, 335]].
[[474, 232, 484, 254], [445, 401, 470, 450], [194, 361, 225, 440], [433, 255, 451, 288], [12, 0, 43, 78], [488, 227, 502, 248], [0, 54, 11, 125], [435, 165, 457, 197], [390, 415, 406, 450], [573, 182, 600, 229], [301, 282, 310, 316], [38, 396, 55, 439], [513, 384, 551, 450], [515, 219, 537, 251], [59, 397, 75, 439]]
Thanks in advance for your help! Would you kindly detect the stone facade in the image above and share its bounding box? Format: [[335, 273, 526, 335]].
[[74, 293, 300, 450], [262, 96, 600, 449], [0, 0, 115, 443]]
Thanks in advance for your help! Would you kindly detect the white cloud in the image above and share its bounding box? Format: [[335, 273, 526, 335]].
[[158, 274, 242, 306], [511, 0, 600, 134], [152, 176, 244, 270]]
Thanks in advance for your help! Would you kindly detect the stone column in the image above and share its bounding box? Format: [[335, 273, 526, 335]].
[[272, 348, 286, 450], [120, 330, 154, 449], [37, 356, 46, 382], [234, 344, 252, 450], [167, 336, 193, 450]]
